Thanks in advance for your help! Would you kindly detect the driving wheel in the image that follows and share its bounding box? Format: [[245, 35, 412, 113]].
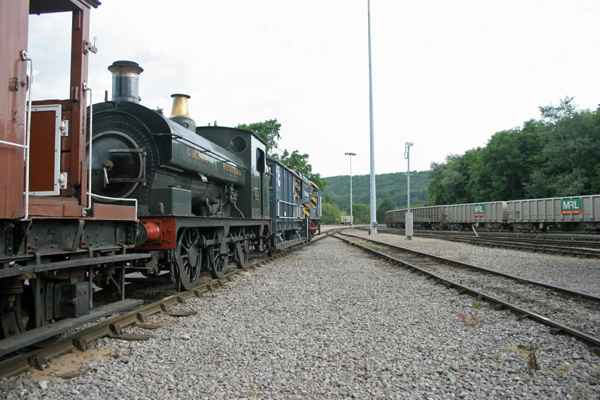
[[235, 228, 250, 269], [209, 228, 227, 279], [175, 228, 202, 291]]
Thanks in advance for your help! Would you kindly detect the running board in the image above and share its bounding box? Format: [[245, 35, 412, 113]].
[[275, 237, 308, 250], [0, 298, 143, 356]]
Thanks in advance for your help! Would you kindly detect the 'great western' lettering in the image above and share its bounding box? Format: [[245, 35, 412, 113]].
[[187, 147, 209, 164], [223, 163, 242, 177]]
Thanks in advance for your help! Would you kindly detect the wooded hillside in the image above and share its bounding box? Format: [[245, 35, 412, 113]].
[[322, 171, 431, 213]]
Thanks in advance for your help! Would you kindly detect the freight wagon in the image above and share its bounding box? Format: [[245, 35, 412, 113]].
[[386, 194, 600, 233], [508, 195, 600, 233], [446, 202, 507, 231]]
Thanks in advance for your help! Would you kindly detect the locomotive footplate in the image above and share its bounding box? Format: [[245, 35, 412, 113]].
[[137, 217, 271, 252], [0, 253, 151, 280], [0, 298, 143, 357]]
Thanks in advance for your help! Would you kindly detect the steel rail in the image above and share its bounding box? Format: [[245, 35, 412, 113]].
[[380, 226, 600, 243], [417, 233, 600, 258], [0, 231, 336, 379], [334, 234, 600, 350], [374, 227, 600, 258], [339, 232, 600, 303]]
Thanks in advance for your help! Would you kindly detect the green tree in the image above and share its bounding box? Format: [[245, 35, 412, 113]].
[[346, 203, 370, 224], [427, 97, 600, 202], [591, 163, 600, 194], [324, 171, 431, 212], [471, 121, 547, 201], [237, 119, 326, 190], [236, 119, 281, 156], [522, 171, 553, 198], [427, 161, 447, 205], [322, 200, 341, 224], [427, 153, 477, 205], [539, 97, 596, 175], [377, 197, 397, 223], [524, 97, 600, 197], [441, 170, 468, 204], [278, 149, 326, 190]]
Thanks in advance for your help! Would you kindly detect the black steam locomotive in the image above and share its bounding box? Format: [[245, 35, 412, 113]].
[[91, 61, 321, 290]]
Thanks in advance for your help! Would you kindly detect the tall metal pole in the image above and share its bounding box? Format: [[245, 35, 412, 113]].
[[404, 142, 414, 240], [345, 152, 356, 225], [368, 0, 377, 235]]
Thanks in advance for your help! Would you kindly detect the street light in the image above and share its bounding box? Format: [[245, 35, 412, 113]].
[[345, 152, 356, 225], [367, 0, 377, 235], [404, 142, 414, 240]]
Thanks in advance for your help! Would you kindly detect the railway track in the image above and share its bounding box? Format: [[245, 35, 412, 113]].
[[0, 232, 335, 379], [375, 227, 600, 258], [336, 231, 600, 351]]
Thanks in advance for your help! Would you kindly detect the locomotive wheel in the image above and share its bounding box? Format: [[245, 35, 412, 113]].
[[209, 228, 227, 279], [235, 228, 250, 269], [175, 228, 202, 291]]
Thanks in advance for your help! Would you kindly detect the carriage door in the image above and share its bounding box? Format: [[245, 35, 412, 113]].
[[29, 105, 66, 196]]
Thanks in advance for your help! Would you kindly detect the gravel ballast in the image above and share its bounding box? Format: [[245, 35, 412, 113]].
[[2, 235, 599, 399], [362, 230, 600, 297]]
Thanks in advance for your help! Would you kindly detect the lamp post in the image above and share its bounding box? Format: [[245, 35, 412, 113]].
[[367, 0, 377, 235], [345, 152, 356, 225], [404, 142, 414, 240]]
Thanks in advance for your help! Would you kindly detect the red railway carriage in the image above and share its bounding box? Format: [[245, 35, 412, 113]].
[[0, 0, 140, 355]]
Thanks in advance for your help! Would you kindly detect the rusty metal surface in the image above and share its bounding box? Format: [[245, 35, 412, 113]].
[[0, 0, 28, 219], [1, 1, 137, 222], [29, 110, 58, 192]]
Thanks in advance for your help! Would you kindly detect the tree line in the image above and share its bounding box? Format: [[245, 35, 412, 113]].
[[320, 171, 431, 225], [428, 97, 600, 205]]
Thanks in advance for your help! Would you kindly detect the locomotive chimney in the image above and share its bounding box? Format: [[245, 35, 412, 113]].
[[170, 94, 196, 132], [108, 60, 144, 103]]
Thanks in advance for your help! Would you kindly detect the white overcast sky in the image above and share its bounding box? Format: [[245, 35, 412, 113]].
[[28, 0, 600, 178]]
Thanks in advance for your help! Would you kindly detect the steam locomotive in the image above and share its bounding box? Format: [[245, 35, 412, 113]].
[[0, 1, 320, 355], [93, 60, 321, 286]]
